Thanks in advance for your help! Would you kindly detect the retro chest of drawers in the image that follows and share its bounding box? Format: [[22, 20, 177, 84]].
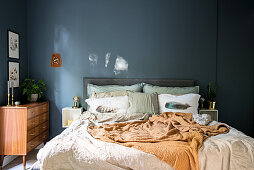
[[0, 101, 49, 169]]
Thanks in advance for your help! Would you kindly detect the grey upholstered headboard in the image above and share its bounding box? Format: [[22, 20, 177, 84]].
[[83, 77, 195, 102]]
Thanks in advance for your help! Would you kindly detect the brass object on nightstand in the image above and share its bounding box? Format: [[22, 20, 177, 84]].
[[208, 101, 216, 110], [72, 96, 80, 108]]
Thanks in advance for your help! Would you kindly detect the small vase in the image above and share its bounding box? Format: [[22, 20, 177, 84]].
[[208, 101, 216, 110], [30, 94, 38, 102]]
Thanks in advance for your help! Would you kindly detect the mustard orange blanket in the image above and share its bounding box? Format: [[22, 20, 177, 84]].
[[88, 112, 229, 170]]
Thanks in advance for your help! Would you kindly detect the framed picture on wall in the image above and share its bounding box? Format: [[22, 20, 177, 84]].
[[8, 61, 20, 87], [8, 30, 19, 59]]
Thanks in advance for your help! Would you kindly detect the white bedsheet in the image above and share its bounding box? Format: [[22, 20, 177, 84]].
[[37, 117, 254, 170], [199, 121, 254, 170]]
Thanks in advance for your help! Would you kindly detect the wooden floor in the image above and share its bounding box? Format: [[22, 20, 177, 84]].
[[3, 150, 38, 170]]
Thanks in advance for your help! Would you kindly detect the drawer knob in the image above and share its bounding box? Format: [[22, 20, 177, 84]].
[[31, 144, 35, 147], [30, 133, 35, 136], [42, 126, 47, 129]]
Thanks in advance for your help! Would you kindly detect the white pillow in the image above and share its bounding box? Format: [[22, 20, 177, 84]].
[[158, 94, 200, 115], [85, 96, 129, 114]]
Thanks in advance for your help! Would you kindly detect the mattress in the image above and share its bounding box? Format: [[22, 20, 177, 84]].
[[32, 113, 254, 170]]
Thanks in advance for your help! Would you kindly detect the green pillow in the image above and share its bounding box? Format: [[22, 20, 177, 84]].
[[143, 84, 199, 95], [87, 83, 143, 98], [91, 91, 128, 98], [127, 92, 159, 114]]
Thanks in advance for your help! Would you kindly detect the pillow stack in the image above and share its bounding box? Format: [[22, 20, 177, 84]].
[[85, 83, 200, 116], [143, 84, 200, 115]]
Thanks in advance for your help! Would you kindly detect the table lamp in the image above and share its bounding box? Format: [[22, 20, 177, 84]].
[[72, 96, 80, 108]]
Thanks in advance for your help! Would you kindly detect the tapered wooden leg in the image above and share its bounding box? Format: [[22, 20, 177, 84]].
[[22, 155, 26, 170], [0, 155, 4, 170]]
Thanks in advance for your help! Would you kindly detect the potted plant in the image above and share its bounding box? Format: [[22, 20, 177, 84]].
[[207, 82, 217, 110], [21, 79, 46, 102]]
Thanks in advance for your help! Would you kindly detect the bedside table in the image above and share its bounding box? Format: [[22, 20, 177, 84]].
[[62, 107, 83, 128], [199, 109, 218, 121]]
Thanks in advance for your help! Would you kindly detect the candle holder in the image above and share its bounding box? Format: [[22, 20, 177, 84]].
[[7, 81, 12, 106], [12, 94, 14, 106], [7, 93, 11, 106], [11, 81, 14, 106]]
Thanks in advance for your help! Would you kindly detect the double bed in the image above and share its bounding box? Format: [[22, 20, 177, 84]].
[[31, 78, 254, 170]]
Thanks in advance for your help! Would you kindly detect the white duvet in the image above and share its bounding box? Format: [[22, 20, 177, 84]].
[[37, 113, 254, 170]]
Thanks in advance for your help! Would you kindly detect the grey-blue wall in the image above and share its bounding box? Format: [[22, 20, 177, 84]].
[[217, 0, 254, 137], [0, 0, 28, 106], [26, 0, 254, 139]]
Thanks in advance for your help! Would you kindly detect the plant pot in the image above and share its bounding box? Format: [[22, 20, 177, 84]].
[[208, 101, 216, 110], [30, 94, 38, 102]]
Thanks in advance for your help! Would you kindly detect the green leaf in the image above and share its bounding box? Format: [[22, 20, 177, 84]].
[[21, 78, 47, 101], [207, 82, 218, 101]]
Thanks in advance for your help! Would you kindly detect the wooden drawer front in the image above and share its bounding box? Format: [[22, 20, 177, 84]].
[[27, 128, 36, 142], [41, 130, 49, 142], [27, 108, 36, 119], [38, 103, 49, 115], [27, 124, 42, 142], [39, 112, 49, 124], [27, 135, 40, 152], [27, 112, 48, 130], [40, 121, 49, 133], [27, 103, 49, 119], [27, 116, 40, 130], [27, 131, 49, 153]]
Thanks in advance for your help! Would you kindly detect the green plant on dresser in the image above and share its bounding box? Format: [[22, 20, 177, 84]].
[[21, 79, 46, 102]]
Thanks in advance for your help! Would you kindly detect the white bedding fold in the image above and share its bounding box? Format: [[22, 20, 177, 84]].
[[37, 114, 254, 170], [38, 119, 172, 170], [199, 121, 254, 170]]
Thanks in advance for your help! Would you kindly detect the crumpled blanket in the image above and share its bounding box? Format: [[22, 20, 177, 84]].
[[36, 111, 254, 170], [88, 112, 229, 170]]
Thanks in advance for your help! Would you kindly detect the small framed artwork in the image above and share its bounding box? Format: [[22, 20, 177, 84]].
[[50, 53, 62, 67], [8, 61, 20, 87], [8, 30, 19, 59]]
